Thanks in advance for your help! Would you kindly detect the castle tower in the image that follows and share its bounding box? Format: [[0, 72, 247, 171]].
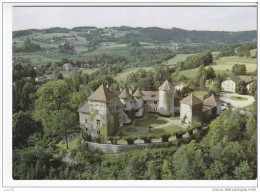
[[158, 80, 175, 116], [180, 94, 203, 125], [119, 88, 132, 111], [133, 88, 144, 117]]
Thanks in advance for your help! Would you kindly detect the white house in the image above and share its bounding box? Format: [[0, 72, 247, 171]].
[[174, 82, 187, 90], [221, 75, 256, 93]]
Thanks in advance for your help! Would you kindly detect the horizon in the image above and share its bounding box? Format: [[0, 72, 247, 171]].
[[13, 7, 257, 32], [13, 25, 257, 33]]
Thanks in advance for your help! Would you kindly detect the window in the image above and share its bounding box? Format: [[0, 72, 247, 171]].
[[85, 128, 88, 131], [144, 101, 147, 104], [151, 94, 156, 97], [96, 120, 101, 126], [85, 119, 88, 123], [154, 101, 157, 104]]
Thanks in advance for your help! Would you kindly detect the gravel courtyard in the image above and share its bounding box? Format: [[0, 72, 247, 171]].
[[219, 92, 255, 108]]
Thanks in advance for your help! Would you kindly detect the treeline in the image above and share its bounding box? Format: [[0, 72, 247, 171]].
[[176, 51, 213, 71], [13, 26, 257, 44], [13, 106, 257, 180]]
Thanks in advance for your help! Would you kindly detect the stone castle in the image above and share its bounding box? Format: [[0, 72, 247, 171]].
[[78, 80, 221, 137]]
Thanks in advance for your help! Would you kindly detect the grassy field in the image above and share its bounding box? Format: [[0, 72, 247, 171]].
[[165, 53, 195, 66], [208, 56, 257, 73], [178, 55, 257, 79], [115, 66, 153, 82], [135, 115, 168, 128], [250, 49, 257, 57]]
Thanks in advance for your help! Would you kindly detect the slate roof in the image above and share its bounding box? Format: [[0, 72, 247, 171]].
[[158, 80, 174, 91], [203, 94, 221, 107], [133, 88, 144, 98], [180, 94, 203, 105], [78, 102, 90, 113], [226, 75, 256, 84], [141, 91, 159, 101], [119, 88, 132, 99], [88, 84, 117, 102]]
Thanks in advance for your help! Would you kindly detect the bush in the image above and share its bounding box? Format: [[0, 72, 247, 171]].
[[82, 133, 91, 141], [161, 133, 171, 142], [176, 131, 185, 139], [108, 136, 120, 145], [140, 135, 155, 143], [92, 136, 102, 143], [123, 136, 138, 145]]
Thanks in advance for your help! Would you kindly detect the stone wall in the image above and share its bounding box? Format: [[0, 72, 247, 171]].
[[84, 141, 173, 153]]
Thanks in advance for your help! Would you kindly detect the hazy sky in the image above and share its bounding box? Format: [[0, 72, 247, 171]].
[[13, 6, 257, 31]]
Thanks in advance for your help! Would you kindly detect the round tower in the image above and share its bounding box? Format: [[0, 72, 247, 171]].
[[119, 88, 132, 111], [158, 80, 175, 116], [133, 88, 144, 117]]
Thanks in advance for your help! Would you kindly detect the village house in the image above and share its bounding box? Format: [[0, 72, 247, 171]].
[[221, 75, 256, 93], [174, 82, 187, 90]]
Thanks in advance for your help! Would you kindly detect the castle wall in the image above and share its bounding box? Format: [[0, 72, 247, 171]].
[[120, 98, 132, 111], [158, 90, 174, 116], [143, 101, 158, 112]]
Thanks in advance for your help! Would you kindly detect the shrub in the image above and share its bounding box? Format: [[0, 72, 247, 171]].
[[140, 135, 155, 143], [108, 136, 120, 145], [92, 136, 102, 143], [161, 133, 171, 142], [123, 136, 138, 145], [176, 131, 185, 139], [82, 133, 91, 141]]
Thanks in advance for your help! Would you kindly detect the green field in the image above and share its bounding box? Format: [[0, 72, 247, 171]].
[[135, 115, 168, 128], [148, 124, 184, 135], [165, 53, 195, 66], [115, 66, 153, 82]]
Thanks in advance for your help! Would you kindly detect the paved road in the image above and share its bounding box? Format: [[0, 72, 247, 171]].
[[219, 92, 255, 108]]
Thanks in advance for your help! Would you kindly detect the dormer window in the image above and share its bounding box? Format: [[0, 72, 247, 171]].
[[96, 120, 101, 126]]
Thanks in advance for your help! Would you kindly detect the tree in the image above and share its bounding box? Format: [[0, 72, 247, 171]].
[[53, 110, 78, 149], [235, 80, 247, 95], [206, 67, 216, 79], [249, 80, 257, 98], [232, 64, 247, 75], [35, 80, 70, 111]]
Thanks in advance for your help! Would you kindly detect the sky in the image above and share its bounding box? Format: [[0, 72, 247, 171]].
[[13, 6, 257, 31]]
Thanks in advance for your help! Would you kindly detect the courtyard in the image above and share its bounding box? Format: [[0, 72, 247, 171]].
[[219, 92, 255, 108], [115, 114, 186, 138]]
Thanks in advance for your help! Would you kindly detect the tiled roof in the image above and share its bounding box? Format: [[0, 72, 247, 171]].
[[119, 88, 132, 99], [78, 102, 90, 113], [158, 80, 174, 91], [133, 88, 144, 97], [141, 91, 159, 101], [88, 84, 117, 102], [180, 94, 203, 105], [203, 94, 221, 107]]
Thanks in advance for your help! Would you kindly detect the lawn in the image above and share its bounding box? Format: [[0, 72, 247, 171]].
[[148, 124, 184, 135], [229, 96, 248, 101], [135, 115, 168, 128], [57, 138, 80, 153], [126, 128, 138, 132]]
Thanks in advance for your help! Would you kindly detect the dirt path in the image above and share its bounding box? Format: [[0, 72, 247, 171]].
[[219, 92, 255, 108]]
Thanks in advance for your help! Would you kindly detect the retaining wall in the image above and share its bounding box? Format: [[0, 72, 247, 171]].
[[84, 141, 173, 153]]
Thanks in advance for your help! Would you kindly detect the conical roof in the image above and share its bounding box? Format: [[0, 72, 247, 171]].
[[158, 80, 174, 91], [88, 84, 117, 102], [133, 88, 144, 98], [119, 88, 132, 99], [180, 94, 203, 105], [203, 94, 221, 107]]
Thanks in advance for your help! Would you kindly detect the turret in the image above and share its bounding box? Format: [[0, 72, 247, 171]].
[[133, 88, 144, 117], [119, 88, 132, 111], [158, 80, 175, 116]]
